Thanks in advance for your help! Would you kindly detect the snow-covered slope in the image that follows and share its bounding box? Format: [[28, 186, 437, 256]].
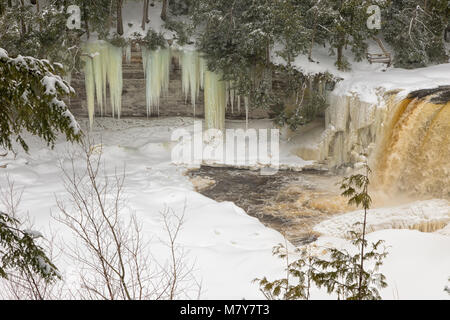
[[314, 200, 450, 238]]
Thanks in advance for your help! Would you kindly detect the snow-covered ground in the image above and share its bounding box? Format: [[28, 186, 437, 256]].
[[314, 199, 450, 238], [0, 117, 290, 299], [314, 201, 450, 299], [317, 229, 450, 300], [272, 39, 450, 104], [1, 117, 449, 300]]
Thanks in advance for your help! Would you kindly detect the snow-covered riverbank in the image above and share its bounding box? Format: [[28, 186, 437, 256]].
[[0, 117, 448, 299]]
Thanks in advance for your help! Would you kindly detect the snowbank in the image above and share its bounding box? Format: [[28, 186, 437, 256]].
[[334, 63, 450, 104], [317, 229, 450, 300], [314, 200, 450, 238]]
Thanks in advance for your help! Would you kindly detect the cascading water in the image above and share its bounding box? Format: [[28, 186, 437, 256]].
[[82, 41, 123, 127], [373, 90, 450, 198], [313, 87, 449, 199]]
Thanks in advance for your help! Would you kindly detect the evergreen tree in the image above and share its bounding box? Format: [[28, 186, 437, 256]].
[[383, 0, 449, 68], [0, 211, 61, 288], [192, 0, 279, 111], [0, 1, 82, 74], [0, 48, 81, 152], [319, 0, 377, 70]]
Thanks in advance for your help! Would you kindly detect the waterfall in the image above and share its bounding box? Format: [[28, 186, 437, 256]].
[[312, 88, 449, 199], [373, 94, 450, 198], [141, 47, 171, 116]]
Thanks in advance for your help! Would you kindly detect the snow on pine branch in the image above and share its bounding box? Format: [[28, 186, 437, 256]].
[[0, 47, 80, 136]]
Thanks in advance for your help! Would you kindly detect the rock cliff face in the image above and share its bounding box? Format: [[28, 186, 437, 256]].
[[68, 44, 269, 119]]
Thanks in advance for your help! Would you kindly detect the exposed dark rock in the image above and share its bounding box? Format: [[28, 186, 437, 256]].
[[408, 86, 450, 104]]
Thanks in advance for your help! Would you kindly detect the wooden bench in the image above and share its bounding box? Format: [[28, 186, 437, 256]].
[[367, 37, 392, 67], [367, 52, 391, 65]]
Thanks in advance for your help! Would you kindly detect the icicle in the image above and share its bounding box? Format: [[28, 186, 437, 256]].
[[108, 45, 123, 118], [199, 57, 207, 90], [244, 96, 249, 130], [83, 42, 107, 117], [141, 48, 171, 116], [82, 41, 124, 124], [83, 55, 95, 128], [93, 42, 109, 116], [180, 50, 201, 117], [124, 44, 132, 64], [237, 95, 241, 112], [225, 81, 229, 111], [204, 70, 226, 131], [142, 46, 148, 77], [229, 81, 235, 114]]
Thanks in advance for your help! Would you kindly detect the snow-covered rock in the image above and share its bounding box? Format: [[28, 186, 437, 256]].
[[314, 200, 450, 238]]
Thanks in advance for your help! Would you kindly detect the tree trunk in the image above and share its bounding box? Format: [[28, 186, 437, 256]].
[[83, 3, 90, 39], [117, 0, 124, 35], [161, 0, 168, 21], [337, 45, 343, 69], [107, 0, 113, 30], [336, 31, 346, 70], [36, 0, 42, 32], [20, 0, 26, 35], [308, 14, 319, 62], [141, 0, 149, 30]]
